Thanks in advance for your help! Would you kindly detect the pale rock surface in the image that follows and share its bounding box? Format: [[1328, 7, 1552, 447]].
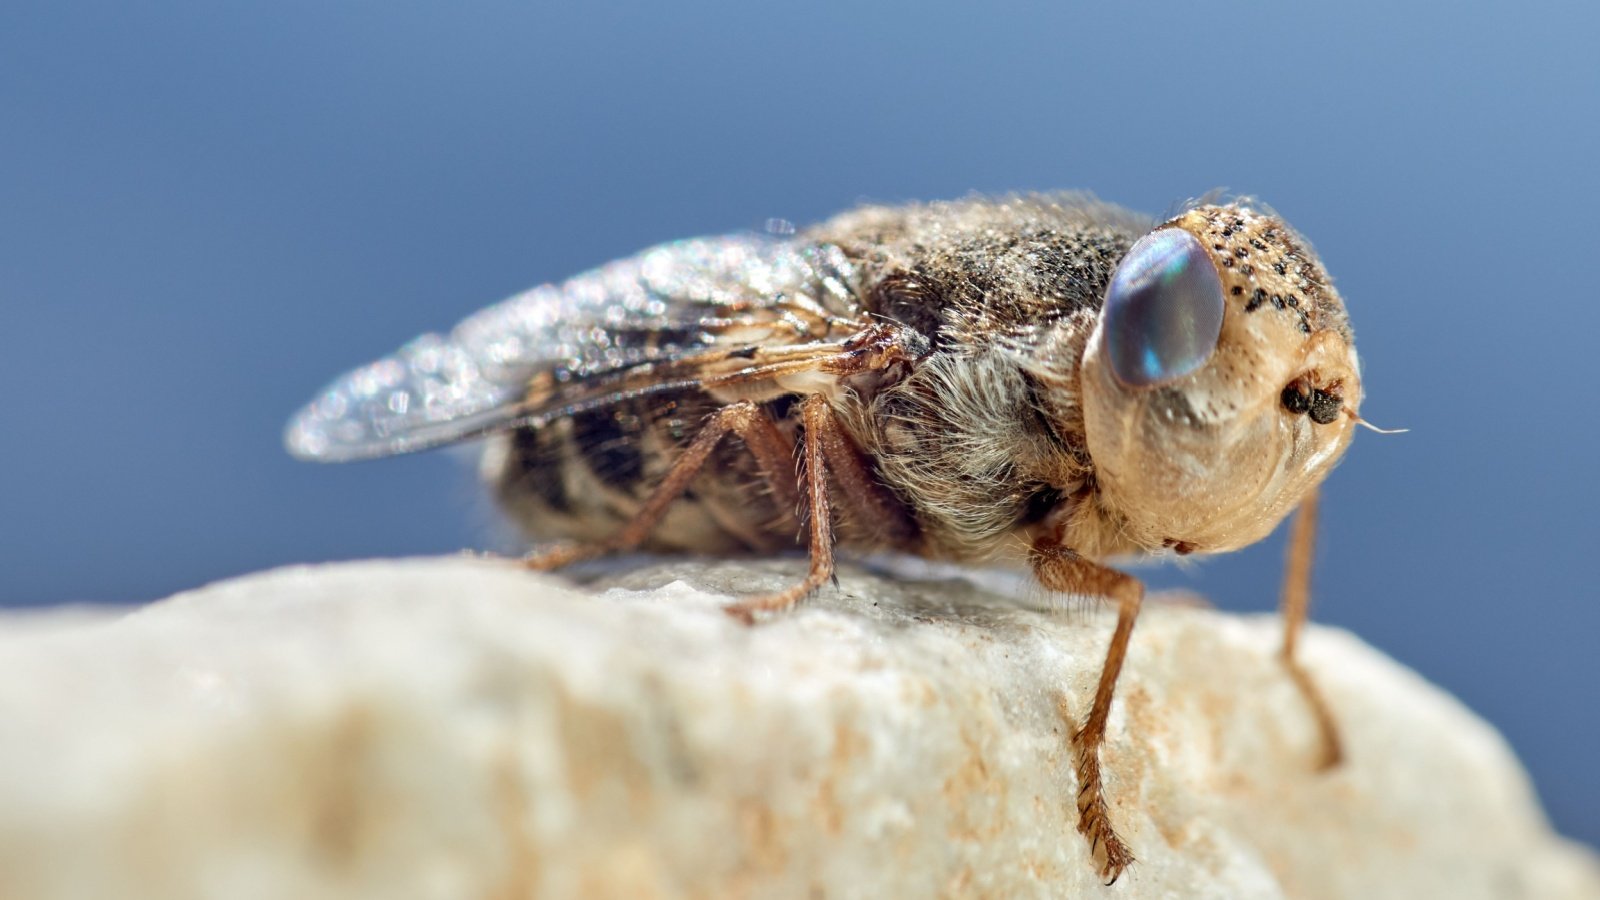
[[0, 557, 1594, 900]]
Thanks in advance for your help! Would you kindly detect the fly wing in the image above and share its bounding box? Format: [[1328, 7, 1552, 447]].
[[284, 235, 862, 462]]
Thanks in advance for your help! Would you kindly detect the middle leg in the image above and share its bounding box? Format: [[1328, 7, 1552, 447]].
[[722, 394, 839, 622], [803, 398, 919, 551]]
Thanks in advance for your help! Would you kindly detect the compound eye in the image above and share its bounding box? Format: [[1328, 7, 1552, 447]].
[[1103, 228, 1226, 387]]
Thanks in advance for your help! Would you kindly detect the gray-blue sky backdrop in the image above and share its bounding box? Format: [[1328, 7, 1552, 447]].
[[4, 0, 1597, 846]]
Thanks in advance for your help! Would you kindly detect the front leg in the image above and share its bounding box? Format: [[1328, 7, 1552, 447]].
[[1278, 488, 1343, 769], [1031, 541, 1143, 885]]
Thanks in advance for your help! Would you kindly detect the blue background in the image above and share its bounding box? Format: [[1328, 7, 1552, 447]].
[[4, 1, 1596, 847]]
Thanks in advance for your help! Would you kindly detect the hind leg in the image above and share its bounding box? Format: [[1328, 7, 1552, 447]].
[[522, 399, 798, 570], [719, 394, 840, 622]]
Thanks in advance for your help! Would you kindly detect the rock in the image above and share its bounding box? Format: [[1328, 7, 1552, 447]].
[[0, 557, 1593, 900]]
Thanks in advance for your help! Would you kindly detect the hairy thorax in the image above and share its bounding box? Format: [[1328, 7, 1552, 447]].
[[485, 196, 1160, 564]]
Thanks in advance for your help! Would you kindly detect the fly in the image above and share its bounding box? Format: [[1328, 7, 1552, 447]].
[[287, 193, 1374, 883]]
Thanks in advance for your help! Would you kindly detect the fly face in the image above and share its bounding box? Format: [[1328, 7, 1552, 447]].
[[1080, 202, 1360, 554]]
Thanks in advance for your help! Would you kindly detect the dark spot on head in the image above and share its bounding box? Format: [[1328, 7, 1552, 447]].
[[1271, 294, 1285, 310], [1247, 288, 1268, 312], [1281, 383, 1312, 414], [1273, 261, 1287, 276], [1250, 239, 1267, 251], [1309, 390, 1342, 425], [1162, 537, 1197, 555], [1231, 286, 1243, 296], [1235, 248, 1250, 259]]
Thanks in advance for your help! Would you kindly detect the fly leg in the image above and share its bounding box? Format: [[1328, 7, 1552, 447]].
[[801, 397, 919, 551], [522, 400, 798, 571], [1032, 541, 1142, 885], [1279, 488, 1343, 769], [722, 394, 837, 623]]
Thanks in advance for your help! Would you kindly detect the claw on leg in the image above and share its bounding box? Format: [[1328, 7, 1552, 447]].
[[1071, 721, 1137, 885]]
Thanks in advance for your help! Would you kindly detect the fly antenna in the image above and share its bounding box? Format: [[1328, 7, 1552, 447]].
[[1347, 409, 1408, 434]]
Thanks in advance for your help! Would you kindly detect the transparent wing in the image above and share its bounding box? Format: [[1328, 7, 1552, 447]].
[[284, 235, 862, 462]]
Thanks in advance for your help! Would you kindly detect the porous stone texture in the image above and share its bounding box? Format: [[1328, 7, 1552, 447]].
[[0, 557, 1594, 900]]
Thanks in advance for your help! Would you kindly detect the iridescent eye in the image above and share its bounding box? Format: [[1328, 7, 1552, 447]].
[[1102, 228, 1225, 387]]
